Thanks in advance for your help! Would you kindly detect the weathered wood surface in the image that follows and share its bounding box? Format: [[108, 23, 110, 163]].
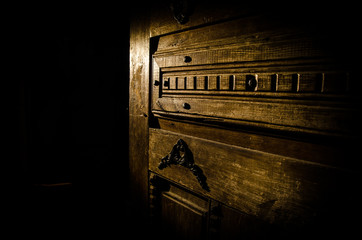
[[132, 2, 362, 238], [150, 1, 251, 37], [161, 71, 350, 93], [129, 8, 150, 213], [153, 14, 349, 67], [149, 128, 358, 225], [160, 183, 209, 239], [153, 96, 356, 136], [156, 118, 357, 169], [150, 11, 360, 137]]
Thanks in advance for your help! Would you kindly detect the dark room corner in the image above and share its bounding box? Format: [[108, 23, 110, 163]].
[[15, 3, 146, 237]]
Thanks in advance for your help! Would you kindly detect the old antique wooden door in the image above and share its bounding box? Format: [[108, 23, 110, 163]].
[[129, 1, 361, 239]]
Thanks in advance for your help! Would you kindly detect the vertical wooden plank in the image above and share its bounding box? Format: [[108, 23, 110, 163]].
[[129, 8, 150, 215]]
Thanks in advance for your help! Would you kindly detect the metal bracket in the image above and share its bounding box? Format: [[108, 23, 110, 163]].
[[158, 139, 210, 191]]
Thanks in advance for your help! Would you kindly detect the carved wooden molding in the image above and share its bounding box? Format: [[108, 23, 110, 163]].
[[162, 72, 350, 94]]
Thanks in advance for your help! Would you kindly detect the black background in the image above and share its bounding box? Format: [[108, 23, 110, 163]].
[[15, 3, 137, 237]]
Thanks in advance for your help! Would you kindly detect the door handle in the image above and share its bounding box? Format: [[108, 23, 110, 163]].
[[158, 139, 209, 192]]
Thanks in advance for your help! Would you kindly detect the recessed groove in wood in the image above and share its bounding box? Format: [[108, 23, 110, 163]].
[[162, 71, 349, 95]]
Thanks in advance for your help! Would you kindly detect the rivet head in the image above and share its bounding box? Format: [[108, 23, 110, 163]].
[[183, 56, 192, 63], [182, 103, 191, 110], [246, 75, 257, 91]]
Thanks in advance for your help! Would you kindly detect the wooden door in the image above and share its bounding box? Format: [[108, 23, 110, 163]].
[[130, 1, 361, 239]]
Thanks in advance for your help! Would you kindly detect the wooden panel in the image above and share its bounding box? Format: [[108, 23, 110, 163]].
[[152, 60, 358, 136], [144, 3, 362, 239], [156, 118, 357, 169], [161, 192, 207, 239], [217, 204, 270, 239], [150, 9, 359, 137], [149, 174, 210, 239], [149, 129, 357, 225], [149, 1, 252, 37], [155, 15, 305, 53], [153, 96, 355, 136], [153, 14, 333, 69], [215, 203, 355, 239], [154, 42, 324, 68]]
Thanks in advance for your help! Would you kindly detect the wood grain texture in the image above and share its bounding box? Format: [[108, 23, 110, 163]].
[[153, 15, 331, 68], [129, 8, 150, 213], [133, 2, 362, 238], [161, 193, 206, 238], [149, 1, 252, 37], [149, 129, 358, 225], [156, 118, 357, 170], [150, 12, 360, 137], [153, 96, 356, 136]]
